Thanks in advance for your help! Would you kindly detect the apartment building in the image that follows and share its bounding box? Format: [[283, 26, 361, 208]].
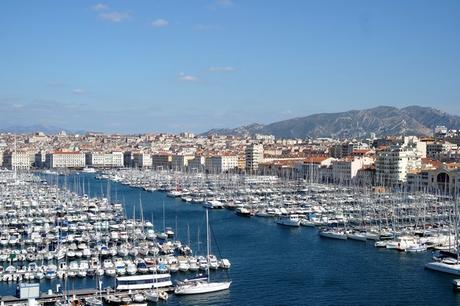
[[3, 150, 34, 170], [86, 151, 124, 168], [171, 154, 195, 171], [332, 157, 374, 184], [205, 155, 238, 173], [188, 155, 205, 172], [46, 151, 86, 169], [152, 153, 172, 170], [426, 141, 458, 160], [132, 152, 152, 168], [245, 144, 264, 173], [375, 137, 426, 186]]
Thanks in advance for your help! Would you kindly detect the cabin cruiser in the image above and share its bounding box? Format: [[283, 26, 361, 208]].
[[235, 207, 251, 217], [276, 214, 301, 227]]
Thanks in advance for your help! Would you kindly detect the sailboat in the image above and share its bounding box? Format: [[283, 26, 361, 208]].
[[157, 201, 169, 240], [174, 209, 231, 295]]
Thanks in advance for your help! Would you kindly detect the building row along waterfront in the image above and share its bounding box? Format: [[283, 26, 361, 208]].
[[1, 129, 460, 195]]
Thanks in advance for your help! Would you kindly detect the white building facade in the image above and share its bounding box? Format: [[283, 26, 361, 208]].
[[46, 151, 86, 169], [132, 152, 152, 168], [86, 152, 124, 168], [245, 144, 264, 173], [171, 154, 195, 171], [332, 157, 374, 184], [3, 151, 33, 170], [205, 155, 238, 173], [375, 137, 425, 186]]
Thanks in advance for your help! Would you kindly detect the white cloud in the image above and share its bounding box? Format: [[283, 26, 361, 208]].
[[99, 11, 131, 23], [208, 66, 235, 72], [215, 0, 233, 8], [178, 72, 199, 82], [73, 89, 87, 95], [152, 19, 169, 28], [91, 3, 108, 11]]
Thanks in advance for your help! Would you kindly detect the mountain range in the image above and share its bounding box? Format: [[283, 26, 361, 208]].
[[0, 124, 76, 135], [203, 106, 460, 139]]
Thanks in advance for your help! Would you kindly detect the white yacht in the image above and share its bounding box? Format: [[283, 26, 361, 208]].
[[116, 274, 172, 290], [425, 259, 460, 275], [175, 210, 231, 295], [203, 200, 224, 209], [235, 207, 251, 217], [386, 236, 418, 251], [276, 214, 301, 227], [175, 275, 231, 295], [347, 231, 367, 241], [188, 257, 199, 272], [319, 229, 348, 240], [178, 257, 190, 272]]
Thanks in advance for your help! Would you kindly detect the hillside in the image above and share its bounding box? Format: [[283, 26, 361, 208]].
[[203, 106, 460, 138]]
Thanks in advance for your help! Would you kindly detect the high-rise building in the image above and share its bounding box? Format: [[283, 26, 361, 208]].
[[375, 137, 425, 186], [245, 144, 264, 173]]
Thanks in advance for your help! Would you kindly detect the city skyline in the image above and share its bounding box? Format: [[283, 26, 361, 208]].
[[1, 0, 459, 133]]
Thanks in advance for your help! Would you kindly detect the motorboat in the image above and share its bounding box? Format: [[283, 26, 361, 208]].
[[276, 214, 301, 227]]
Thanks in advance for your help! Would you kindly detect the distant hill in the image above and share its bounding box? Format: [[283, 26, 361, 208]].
[[203, 106, 460, 138], [0, 124, 78, 135]]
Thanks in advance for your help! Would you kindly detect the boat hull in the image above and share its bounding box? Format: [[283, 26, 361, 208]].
[[319, 231, 347, 240], [175, 281, 231, 295], [347, 234, 367, 241], [276, 220, 300, 227], [425, 262, 460, 275]]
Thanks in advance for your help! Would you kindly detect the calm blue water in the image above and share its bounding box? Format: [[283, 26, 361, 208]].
[[2, 173, 460, 305]]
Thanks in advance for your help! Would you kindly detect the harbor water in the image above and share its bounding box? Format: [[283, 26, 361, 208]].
[[1, 173, 460, 305]]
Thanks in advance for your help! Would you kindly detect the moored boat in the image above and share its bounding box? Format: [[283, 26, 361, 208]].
[[276, 214, 301, 227]]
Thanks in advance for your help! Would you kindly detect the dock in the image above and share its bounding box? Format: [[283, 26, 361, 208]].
[[0, 287, 175, 305]]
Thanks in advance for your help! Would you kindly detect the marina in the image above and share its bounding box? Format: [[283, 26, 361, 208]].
[[0, 171, 231, 304], [1, 170, 460, 304], [3, 0, 459, 304], [98, 169, 460, 256]]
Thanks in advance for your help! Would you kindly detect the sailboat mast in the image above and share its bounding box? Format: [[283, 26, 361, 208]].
[[163, 201, 166, 232], [206, 209, 210, 282], [14, 135, 17, 181]]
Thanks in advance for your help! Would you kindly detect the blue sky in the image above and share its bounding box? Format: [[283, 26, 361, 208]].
[[0, 0, 459, 133]]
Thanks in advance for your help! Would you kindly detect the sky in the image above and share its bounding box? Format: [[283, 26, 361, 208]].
[[0, 0, 459, 133]]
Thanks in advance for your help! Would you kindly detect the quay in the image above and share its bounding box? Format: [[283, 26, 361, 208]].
[[0, 286, 174, 305], [1, 288, 101, 305]]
